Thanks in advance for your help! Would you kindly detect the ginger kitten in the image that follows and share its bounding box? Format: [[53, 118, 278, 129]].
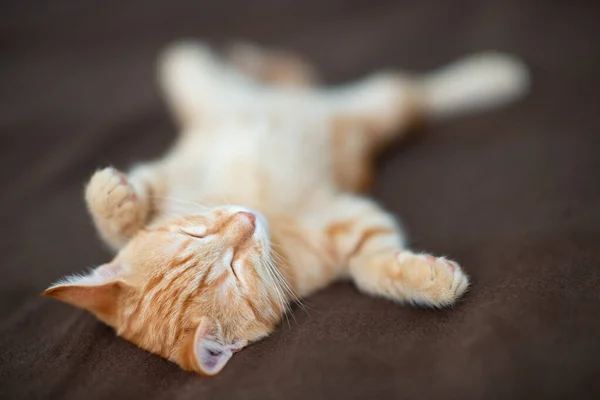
[[44, 41, 529, 375]]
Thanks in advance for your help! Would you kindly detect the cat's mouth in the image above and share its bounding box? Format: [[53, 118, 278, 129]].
[[228, 258, 240, 281]]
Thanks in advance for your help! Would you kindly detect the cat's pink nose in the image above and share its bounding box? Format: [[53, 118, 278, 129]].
[[236, 211, 256, 227]]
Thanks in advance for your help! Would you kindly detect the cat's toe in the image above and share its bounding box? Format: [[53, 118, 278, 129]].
[[86, 167, 138, 217], [426, 255, 469, 306], [396, 252, 469, 307]]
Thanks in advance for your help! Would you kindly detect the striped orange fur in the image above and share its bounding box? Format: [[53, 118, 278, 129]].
[[44, 41, 529, 375]]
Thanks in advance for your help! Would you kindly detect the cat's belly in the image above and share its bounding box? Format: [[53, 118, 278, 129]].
[[164, 114, 335, 210]]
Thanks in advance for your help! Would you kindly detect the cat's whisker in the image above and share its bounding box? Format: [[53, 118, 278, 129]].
[[267, 247, 309, 314], [150, 195, 211, 213], [261, 258, 292, 327], [269, 265, 296, 323], [269, 263, 295, 303], [263, 254, 306, 322], [263, 256, 292, 311], [270, 268, 290, 317]]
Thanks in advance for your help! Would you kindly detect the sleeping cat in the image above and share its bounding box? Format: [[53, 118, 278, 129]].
[[44, 41, 529, 375]]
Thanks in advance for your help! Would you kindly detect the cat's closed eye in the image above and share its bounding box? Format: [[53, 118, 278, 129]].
[[180, 226, 209, 238]]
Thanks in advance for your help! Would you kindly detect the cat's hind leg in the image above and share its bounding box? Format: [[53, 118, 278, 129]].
[[314, 195, 469, 307], [85, 164, 163, 250], [158, 41, 240, 128], [324, 53, 529, 151], [225, 42, 318, 87]]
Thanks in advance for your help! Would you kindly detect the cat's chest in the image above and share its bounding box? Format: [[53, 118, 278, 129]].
[[167, 112, 334, 208]]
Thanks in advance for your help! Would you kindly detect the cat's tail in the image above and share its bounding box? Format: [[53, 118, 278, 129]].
[[418, 52, 530, 121]]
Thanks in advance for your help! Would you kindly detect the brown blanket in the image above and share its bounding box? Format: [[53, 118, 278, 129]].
[[1, 0, 599, 398]]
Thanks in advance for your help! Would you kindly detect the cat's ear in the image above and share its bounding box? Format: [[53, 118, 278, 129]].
[[43, 261, 126, 326], [192, 317, 247, 376]]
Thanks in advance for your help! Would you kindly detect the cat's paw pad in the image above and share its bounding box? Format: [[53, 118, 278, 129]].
[[85, 167, 140, 221], [395, 252, 469, 307]]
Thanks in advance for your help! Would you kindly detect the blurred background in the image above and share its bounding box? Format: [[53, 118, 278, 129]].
[[1, 0, 599, 399]]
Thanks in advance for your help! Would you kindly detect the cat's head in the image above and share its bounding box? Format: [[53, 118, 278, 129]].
[[44, 206, 287, 375]]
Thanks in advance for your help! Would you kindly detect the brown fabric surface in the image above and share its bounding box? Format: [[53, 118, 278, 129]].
[[1, 0, 599, 399]]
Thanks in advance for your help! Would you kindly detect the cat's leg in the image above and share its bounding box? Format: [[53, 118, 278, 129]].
[[321, 74, 425, 193], [158, 41, 246, 128], [324, 53, 529, 150], [225, 42, 318, 87], [312, 194, 469, 307], [324, 72, 424, 150], [85, 163, 164, 250]]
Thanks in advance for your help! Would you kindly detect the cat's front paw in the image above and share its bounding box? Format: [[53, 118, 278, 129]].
[[85, 167, 144, 237], [394, 252, 469, 307]]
